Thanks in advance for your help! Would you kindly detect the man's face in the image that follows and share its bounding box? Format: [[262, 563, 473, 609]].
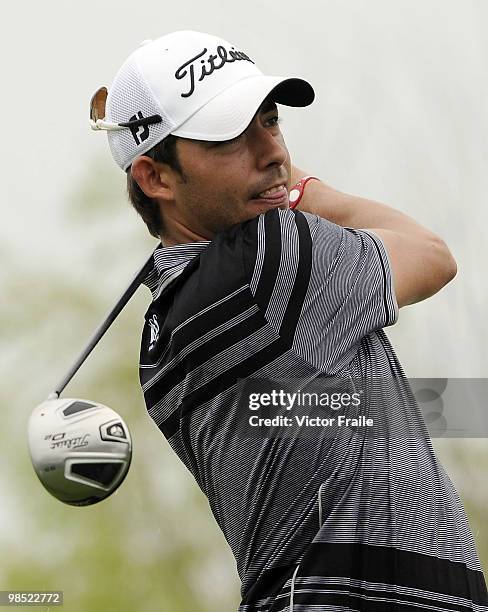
[[166, 99, 291, 240]]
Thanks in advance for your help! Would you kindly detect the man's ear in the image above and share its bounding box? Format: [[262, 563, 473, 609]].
[[130, 156, 175, 201]]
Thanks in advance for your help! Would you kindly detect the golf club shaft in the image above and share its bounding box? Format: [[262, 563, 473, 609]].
[[47, 250, 156, 400]]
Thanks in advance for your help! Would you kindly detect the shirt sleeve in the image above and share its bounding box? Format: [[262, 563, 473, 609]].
[[241, 208, 399, 374]]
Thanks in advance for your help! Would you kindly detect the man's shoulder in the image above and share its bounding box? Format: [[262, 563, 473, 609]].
[[146, 208, 318, 330]]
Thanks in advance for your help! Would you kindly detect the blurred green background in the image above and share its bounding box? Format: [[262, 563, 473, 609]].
[[1, 1, 487, 610]]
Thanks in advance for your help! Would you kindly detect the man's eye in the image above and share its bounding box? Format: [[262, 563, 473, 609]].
[[265, 114, 281, 127]]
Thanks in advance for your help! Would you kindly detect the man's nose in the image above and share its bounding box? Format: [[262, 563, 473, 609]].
[[250, 123, 288, 170]]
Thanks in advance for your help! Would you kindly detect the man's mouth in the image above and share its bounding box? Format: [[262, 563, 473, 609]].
[[251, 184, 289, 207], [256, 185, 287, 198]]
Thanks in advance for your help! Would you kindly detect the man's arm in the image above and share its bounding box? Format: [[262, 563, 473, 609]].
[[290, 166, 457, 308]]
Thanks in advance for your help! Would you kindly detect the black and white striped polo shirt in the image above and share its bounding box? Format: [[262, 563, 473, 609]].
[[140, 208, 487, 611]]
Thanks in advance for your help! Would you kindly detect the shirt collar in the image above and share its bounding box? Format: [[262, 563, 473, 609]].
[[144, 240, 211, 301]]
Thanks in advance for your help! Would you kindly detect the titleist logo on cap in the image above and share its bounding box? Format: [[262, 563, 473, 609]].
[[175, 45, 255, 98]]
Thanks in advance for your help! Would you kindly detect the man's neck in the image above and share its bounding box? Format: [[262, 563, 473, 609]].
[[161, 218, 212, 247]]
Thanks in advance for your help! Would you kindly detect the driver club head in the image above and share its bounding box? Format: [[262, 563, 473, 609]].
[[28, 398, 132, 506]]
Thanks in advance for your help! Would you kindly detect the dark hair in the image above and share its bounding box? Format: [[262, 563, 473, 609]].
[[126, 135, 182, 239]]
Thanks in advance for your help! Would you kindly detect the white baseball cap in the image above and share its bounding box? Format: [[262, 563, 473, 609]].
[[90, 30, 314, 171]]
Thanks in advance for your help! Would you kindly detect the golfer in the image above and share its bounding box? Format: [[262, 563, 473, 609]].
[[91, 30, 488, 611]]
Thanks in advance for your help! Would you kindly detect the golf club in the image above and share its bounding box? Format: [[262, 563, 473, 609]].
[[28, 250, 156, 506]]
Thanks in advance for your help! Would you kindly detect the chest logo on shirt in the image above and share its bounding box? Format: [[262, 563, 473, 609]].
[[148, 314, 160, 351]]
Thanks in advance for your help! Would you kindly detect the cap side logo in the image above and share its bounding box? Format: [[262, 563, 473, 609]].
[[175, 45, 255, 98], [129, 111, 150, 145]]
